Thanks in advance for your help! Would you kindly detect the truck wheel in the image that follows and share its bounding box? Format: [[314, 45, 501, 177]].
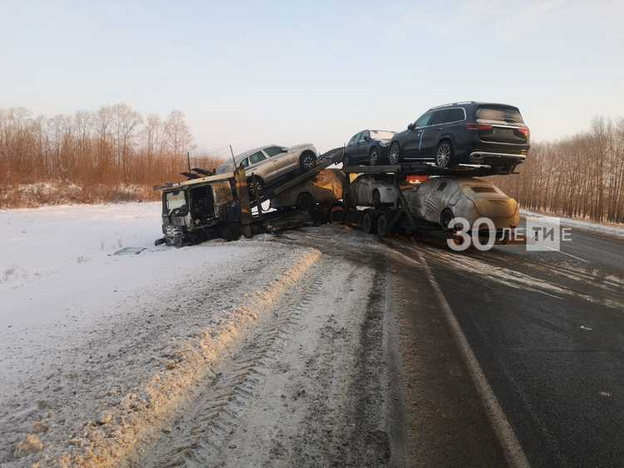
[[362, 211, 375, 234], [296, 192, 314, 211], [377, 213, 389, 237]]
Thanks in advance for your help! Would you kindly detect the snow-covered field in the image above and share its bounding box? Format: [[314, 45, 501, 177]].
[[1, 202, 182, 393], [0, 202, 322, 466]]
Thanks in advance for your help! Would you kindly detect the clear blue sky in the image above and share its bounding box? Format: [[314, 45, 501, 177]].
[[1, 0, 623, 153]]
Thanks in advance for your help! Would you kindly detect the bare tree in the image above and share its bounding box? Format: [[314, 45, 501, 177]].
[[494, 115, 624, 223], [111, 103, 143, 181], [0, 104, 214, 207]]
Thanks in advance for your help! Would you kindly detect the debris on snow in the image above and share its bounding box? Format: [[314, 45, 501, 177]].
[[14, 434, 44, 458]]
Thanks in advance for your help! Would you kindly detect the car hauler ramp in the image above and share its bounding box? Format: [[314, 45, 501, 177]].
[[248, 147, 345, 210]]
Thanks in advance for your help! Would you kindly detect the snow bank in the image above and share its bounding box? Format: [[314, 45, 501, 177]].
[[521, 209, 624, 239], [0, 202, 322, 467]]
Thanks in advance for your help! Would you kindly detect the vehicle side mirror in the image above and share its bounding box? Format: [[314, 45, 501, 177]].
[[407, 123, 415, 131]]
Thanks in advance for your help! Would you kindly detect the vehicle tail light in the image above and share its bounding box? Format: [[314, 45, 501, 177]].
[[517, 126, 530, 138], [406, 175, 429, 184], [466, 123, 493, 131]]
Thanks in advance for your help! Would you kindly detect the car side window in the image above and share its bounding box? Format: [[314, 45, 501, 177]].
[[264, 146, 286, 157], [240, 158, 250, 168], [429, 110, 448, 126], [447, 108, 465, 122], [415, 112, 432, 128], [358, 131, 368, 142], [248, 151, 266, 165]]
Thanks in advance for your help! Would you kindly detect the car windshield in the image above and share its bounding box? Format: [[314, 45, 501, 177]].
[[370, 130, 395, 141], [165, 190, 186, 212], [476, 106, 524, 124]]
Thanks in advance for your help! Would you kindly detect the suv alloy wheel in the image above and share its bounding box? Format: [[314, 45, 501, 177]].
[[388, 143, 400, 165], [369, 148, 379, 166], [300, 152, 317, 172], [436, 141, 453, 168]]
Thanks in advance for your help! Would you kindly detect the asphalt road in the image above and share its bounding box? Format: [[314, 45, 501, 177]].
[[410, 225, 624, 468], [279, 222, 623, 468]]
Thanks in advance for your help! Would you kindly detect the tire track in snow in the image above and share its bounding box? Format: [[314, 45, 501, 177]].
[[51, 249, 322, 468], [133, 258, 332, 467]]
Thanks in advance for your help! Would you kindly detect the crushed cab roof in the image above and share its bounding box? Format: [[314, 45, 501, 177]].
[[159, 171, 235, 191]]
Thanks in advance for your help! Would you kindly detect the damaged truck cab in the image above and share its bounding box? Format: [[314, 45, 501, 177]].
[[159, 173, 237, 247]]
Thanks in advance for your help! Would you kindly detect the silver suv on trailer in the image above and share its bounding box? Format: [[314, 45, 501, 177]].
[[216, 144, 318, 196]]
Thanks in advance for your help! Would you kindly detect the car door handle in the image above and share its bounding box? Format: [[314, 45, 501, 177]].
[[436, 127, 443, 132]]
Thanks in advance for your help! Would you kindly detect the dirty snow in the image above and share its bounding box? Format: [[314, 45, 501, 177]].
[[522, 209, 624, 239], [0, 202, 322, 466]]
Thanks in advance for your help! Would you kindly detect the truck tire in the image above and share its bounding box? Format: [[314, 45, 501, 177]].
[[362, 211, 375, 234], [377, 213, 389, 237]]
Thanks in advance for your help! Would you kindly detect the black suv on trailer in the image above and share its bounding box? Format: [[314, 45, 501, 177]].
[[387, 102, 530, 169], [343, 129, 396, 166]]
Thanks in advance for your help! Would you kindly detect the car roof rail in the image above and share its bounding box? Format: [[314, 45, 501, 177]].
[[430, 101, 476, 109]]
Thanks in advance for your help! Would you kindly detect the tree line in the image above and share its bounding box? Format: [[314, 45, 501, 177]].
[[493, 117, 624, 224], [2, 105, 623, 223], [0, 104, 223, 207]]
